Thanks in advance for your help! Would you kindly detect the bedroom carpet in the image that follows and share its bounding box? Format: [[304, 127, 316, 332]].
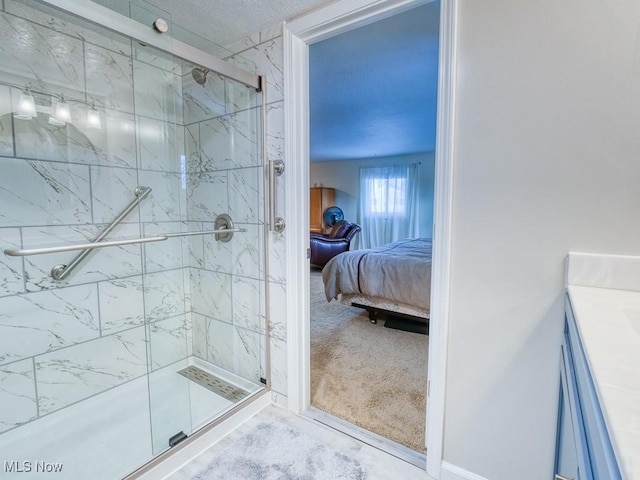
[[310, 269, 428, 453]]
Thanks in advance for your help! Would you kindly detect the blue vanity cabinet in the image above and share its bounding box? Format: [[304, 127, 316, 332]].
[[554, 296, 622, 480]]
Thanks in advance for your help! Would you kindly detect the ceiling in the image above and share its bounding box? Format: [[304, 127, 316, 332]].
[[310, 2, 440, 162], [93, 0, 440, 162], [108, 0, 332, 48]]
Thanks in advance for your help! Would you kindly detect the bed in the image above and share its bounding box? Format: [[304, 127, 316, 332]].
[[321, 238, 432, 326]]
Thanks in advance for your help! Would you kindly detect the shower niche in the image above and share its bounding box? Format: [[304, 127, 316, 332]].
[[0, 1, 268, 478]]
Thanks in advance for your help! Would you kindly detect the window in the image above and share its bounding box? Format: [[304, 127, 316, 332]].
[[366, 175, 408, 217], [358, 164, 419, 249]]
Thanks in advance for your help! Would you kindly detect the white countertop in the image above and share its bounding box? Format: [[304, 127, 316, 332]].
[[567, 284, 640, 480]]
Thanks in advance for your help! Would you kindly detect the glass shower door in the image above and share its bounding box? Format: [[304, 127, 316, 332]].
[[0, 0, 267, 477], [0, 0, 191, 478]]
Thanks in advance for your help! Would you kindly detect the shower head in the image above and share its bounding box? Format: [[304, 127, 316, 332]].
[[192, 67, 209, 85]]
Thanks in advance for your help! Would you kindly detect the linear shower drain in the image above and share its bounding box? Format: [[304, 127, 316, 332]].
[[177, 365, 249, 403]]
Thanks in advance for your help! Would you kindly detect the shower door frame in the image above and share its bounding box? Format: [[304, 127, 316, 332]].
[[41, 0, 261, 90], [24, 0, 275, 477]]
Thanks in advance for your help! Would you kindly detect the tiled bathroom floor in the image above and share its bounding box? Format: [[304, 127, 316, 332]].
[[166, 405, 428, 480]]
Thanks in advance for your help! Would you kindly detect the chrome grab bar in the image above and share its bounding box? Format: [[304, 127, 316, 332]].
[[3, 229, 246, 258], [4, 236, 169, 257], [49, 185, 152, 281], [269, 160, 285, 233]]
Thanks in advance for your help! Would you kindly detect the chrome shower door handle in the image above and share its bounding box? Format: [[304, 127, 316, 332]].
[[269, 159, 285, 233]]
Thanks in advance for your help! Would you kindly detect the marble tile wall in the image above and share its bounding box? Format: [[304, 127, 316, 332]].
[[0, 4, 192, 435], [210, 28, 288, 400], [0, 0, 282, 440], [183, 63, 267, 386]]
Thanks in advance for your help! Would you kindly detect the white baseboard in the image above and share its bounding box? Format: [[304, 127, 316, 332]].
[[441, 461, 490, 480]]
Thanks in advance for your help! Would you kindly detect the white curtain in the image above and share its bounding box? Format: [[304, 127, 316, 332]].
[[357, 164, 419, 249]]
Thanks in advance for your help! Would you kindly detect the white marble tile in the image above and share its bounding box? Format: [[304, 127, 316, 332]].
[[224, 33, 260, 56], [267, 101, 284, 163], [188, 223, 206, 270], [0, 12, 85, 96], [231, 223, 261, 280], [0, 158, 91, 227], [143, 222, 188, 273], [203, 227, 233, 274], [185, 123, 201, 173], [139, 170, 186, 223], [22, 223, 142, 290], [98, 276, 144, 335], [134, 43, 178, 75], [35, 325, 147, 415], [187, 170, 228, 222], [0, 228, 24, 297], [567, 252, 640, 292], [148, 314, 189, 370], [81, 108, 137, 168], [270, 337, 288, 396], [232, 276, 261, 333], [230, 37, 283, 105], [183, 70, 225, 125], [191, 312, 208, 360], [267, 230, 286, 284], [228, 109, 261, 168], [0, 359, 37, 434], [0, 374, 153, 480], [226, 78, 259, 115], [199, 116, 232, 171], [268, 281, 287, 342], [228, 167, 260, 224], [0, 84, 13, 156], [133, 60, 180, 122], [4, 0, 132, 57], [200, 111, 260, 171], [85, 43, 134, 114], [90, 166, 139, 224], [143, 268, 188, 323], [207, 320, 261, 382], [0, 284, 99, 365], [185, 312, 193, 357], [191, 268, 232, 321], [261, 25, 283, 44], [138, 116, 185, 172]]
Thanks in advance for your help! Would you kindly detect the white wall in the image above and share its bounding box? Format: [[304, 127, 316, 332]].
[[444, 0, 640, 478], [310, 153, 435, 239]]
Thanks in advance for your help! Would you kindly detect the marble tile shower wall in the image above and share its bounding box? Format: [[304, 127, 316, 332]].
[[222, 27, 288, 404], [182, 65, 267, 385], [0, 3, 192, 434]]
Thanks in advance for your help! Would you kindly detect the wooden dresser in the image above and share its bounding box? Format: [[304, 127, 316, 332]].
[[310, 187, 335, 233]]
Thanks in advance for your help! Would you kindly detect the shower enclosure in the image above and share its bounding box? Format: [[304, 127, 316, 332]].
[[0, 1, 272, 478]]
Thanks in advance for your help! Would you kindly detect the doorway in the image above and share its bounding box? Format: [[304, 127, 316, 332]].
[[284, 0, 456, 478], [306, 2, 438, 460]]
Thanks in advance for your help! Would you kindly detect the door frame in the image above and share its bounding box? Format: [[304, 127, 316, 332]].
[[283, 0, 457, 477]]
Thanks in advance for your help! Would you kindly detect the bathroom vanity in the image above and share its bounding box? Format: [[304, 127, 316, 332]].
[[555, 253, 640, 480]]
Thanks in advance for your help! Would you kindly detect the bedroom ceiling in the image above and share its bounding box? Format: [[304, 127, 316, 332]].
[[310, 2, 440, 162]]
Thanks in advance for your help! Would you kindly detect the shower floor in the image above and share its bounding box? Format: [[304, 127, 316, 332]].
[[0, 357, 262, 480]]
